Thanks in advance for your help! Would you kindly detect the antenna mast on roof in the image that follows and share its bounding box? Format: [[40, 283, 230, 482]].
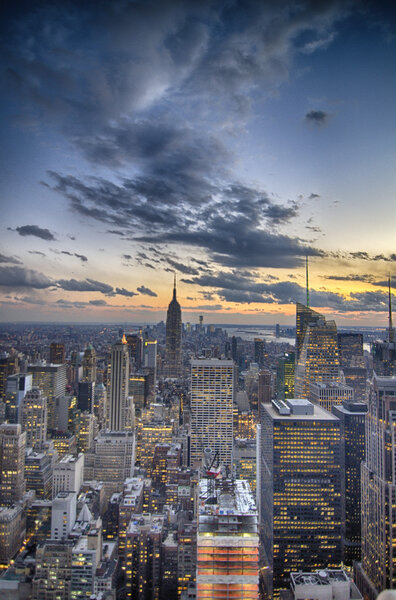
[[306, 255, 309, 308], [388, 273, 394, 343]]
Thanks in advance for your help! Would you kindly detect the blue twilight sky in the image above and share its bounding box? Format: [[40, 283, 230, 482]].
[[0, 0, 395, 325]]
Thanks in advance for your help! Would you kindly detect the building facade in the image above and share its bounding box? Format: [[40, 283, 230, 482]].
[[260, 398, 341, 598], [190, 359, 235, 468]]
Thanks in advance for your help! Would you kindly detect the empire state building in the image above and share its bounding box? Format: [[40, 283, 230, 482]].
[[165, 275, 182, 377]]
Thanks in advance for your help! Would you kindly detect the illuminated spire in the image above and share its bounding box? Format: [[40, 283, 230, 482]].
[[306, 255, 309, 308], [121, 333, 127, 345], [388, 274, 394, 343]]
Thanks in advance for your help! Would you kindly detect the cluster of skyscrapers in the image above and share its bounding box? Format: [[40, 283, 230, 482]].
[[0, 278, 395, 599]]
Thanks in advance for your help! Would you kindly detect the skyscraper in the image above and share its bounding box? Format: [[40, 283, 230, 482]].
[[190, 358, 235, 468], [20, 387, 48, 449], [28, 363, 67, 430], [260, 398, 341, 598], [165, 275, 182, 378], [107, 337, 131, 431], [0, 423, 26, 504], [294, 304, 341, 400], [332, 400, 367, 565], [358, 375, 396, 595]]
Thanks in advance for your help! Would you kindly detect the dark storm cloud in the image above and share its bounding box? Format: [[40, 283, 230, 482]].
[[89, 299, 107, 306], [183, 270, 393, 312], [48, 170, 320, 269], [349, 251, 396, 262], [305, 109, 329, 126], [51, 249, 88, 262], [115, 287, 138, 297], [0, 253, 22, 265], [309, 193, 320, 199], [10, 225, 55, 241], [137, 285, 158, 297], [28, 250, 46, 257], [57, 278, 113, 294], [0, 266, 53, 288], [324, 273, 375, 283], [164, 258, 199, 275], [122, 254, 132, 260]]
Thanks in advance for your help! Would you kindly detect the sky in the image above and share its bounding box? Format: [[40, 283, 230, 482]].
[[1, 0, 396, 326]]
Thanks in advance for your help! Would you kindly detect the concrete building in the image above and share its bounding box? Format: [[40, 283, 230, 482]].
[[24, 450, 52, 499], [107, 338, 132, 431], [309, 381, 353, 412], [282, 569, 362, 600], [51, 491, 77, 540], [84, 430, 135, 501], [260, 398, 341, 598], [53, 453, 84, 498], [190, 359, 235, 468]]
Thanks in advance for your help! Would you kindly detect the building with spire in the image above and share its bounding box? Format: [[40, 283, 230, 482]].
[[372, 275, 396, 376], [165, 275, 182, 378], [295, 304, 341, 400]]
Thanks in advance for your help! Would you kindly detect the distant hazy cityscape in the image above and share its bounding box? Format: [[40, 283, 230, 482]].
[[0, 277, 395, 599]]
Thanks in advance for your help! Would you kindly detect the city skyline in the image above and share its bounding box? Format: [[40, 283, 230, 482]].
[[1, 0, 396, 325]]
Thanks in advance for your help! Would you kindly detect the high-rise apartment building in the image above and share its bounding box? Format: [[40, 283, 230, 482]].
[[260, 398, 341, 598], [0, 423, 26, 504], [20, 387, 48, 449], [190, 359, 235, 468], [332, 400, 367, 565], [197, 478, 259, 599], [32, 540, 74, 600], [165, 277, 182, 378], [294, 304, 340, 400], [125, 513, 164, 600], [358, 375, 396, 595], [107, 338, 131, 431]]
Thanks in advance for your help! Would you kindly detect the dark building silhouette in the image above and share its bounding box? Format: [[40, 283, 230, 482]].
[[165, 276, 182, 378], [332, 400, 367, 565]]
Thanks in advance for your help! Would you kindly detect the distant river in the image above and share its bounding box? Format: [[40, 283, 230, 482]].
[[222, 326, 294, 345]]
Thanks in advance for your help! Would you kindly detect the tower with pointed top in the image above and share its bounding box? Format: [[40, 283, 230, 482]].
[[165, 275, 182, 378], [388, 274, 395, 343]]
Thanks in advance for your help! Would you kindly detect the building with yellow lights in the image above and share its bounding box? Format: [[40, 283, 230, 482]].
[[260, 398, 341, 598], [294, 305, 341, 400]]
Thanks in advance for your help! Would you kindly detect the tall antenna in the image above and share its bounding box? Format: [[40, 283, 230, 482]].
[[173, 271, 177, 300], [388, 273, 394, 343], [306, 255, 309, 308]]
